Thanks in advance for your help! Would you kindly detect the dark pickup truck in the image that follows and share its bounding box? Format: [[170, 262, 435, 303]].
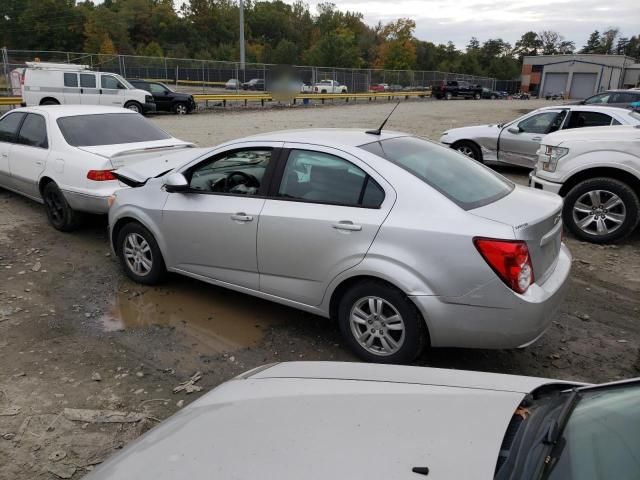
[[432, 81, 483, 100]]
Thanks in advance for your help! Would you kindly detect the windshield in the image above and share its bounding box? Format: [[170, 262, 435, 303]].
[[57, 113, 171, 147], [544, 383, 640, 480], [359, 136, 513, 210]]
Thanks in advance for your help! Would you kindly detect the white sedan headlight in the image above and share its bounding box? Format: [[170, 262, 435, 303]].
[[539, 145, 569, 172]]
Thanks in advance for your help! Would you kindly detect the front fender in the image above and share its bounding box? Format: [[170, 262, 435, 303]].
[[557, 151, 640, 183], [109, 204, 169, 263]]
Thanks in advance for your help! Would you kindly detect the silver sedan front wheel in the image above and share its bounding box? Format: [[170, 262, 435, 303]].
[[572, 189, 626, 236], [349, 296, 406, 357], [123, 233, 153, 276]]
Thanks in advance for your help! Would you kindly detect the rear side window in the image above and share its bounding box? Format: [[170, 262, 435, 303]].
[[0, 112, 26, 143], [278, 150, 384, 208], [80, 74, 96, 88], [57, 113, 171, 146], [64, 73, 78, 87], [566, 111, 613, 129], [360, 136, 513, 210], [17, 114, 48, 148]]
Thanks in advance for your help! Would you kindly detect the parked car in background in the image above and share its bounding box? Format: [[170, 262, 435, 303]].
[[432, 80, 483, 100], [109, 129, 570, 363], [574, 89, 640, 108], [127, 80, 196, 115], [225, 78, 241, 90], [0, 105, 191, 231], [242, 79, 265, 91], [387, 84, 403, 92], [512, 92, 530, 100], [545, 92, 564, 100], [313, 80, 347, 94], [85, 361, 640, 480], [369, 84, 386, 92], [440, 105, 640, 167], [530, 123, 640, 243], [20, 62, 155, 114], [481, 88, 506, 99]]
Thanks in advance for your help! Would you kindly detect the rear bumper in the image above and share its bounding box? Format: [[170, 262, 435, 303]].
[[529, 172, 563, 195], [410, 243, 572, 349], [62, 187, 121, 214]]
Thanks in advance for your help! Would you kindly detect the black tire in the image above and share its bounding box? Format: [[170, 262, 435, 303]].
[[563, 177, 640, 244], [173, 102, 188, 115], [338, 280, 428, 364], [474, 92, 481, 100], [116, 222, 166, 285], [490, 94, 497, 100], [40, 99, 60, 106], [451, 140, 483, 162], [42, 182, 83, 232], [124, 101, 142, 113], [321, 89, 327, 94], [445, 92, 452, 100]]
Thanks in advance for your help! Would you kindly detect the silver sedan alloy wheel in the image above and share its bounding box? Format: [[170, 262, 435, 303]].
[[572, 189, 626, 236], [123, 233, 153, 276], [456, 145, 476, 159], [350, 296, 406, 356]]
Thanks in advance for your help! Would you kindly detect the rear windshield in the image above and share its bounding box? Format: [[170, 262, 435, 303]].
[[57, 113, 171, 147], [360, 136, 514, 210], [629, 110, 640, 122]]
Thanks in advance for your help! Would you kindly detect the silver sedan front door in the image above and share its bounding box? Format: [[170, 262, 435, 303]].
[[257, 145, 395, 306]]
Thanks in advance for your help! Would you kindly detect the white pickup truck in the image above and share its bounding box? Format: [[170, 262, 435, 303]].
[[313, 80, 348, 94]]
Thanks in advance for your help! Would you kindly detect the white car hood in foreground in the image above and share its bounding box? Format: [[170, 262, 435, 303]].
[[88, 362, 578, 480], [542, 125, 640, 147]]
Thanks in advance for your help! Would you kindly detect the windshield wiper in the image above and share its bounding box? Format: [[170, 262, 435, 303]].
[[532, 388, 580, 479]]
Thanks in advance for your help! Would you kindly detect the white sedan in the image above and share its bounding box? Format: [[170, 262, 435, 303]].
[[85, 362, 639, 480], [440, 105, 640, 168], [0, 105, 191, 231]]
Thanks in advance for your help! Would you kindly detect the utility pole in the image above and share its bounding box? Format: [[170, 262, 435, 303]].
[[239, 0, 245, 70]]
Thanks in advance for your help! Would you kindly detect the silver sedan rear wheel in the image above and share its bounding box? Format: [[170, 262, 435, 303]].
[[349, 296, 406, 357], [123, 233, 153, 276], [572, 189, 626, 237]]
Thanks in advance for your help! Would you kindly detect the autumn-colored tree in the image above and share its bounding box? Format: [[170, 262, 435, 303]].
[[375, 19, 417, 70]]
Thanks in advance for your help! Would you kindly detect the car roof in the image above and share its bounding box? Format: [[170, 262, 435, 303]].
[[238, 128, 410, 148], [13, 105, 136, 118], [536, 104, 634, 114]]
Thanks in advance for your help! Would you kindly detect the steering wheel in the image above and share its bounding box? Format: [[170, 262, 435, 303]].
[[210, 171, 259, 192]]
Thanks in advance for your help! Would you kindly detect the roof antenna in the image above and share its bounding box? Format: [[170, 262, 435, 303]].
[[366, 101, 401, 135]]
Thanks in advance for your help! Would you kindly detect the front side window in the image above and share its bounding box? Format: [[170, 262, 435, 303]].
[[518, 111, 566, 134], [149, 83, 168, 95], [80, 73, 96, 88], [0, 112, 26, 143], [278, 150, 384, 208], [584, 93, 610, 104], [101, 75, 125, 90], [17, 114, 48, 149], [360, 136, 512, 210], [188, 149, 272, 196], [57, 113, 171, 146], [64, 73, 78, 87]]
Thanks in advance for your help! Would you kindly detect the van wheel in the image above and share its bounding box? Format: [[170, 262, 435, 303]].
[[40, 98, 60, 106], [116, 223, 166, 285], [563, 178, 640, 244], [173, 102, 188, 115], [42, 182, 83, 232], [124, 101, 142, 113], [338, 280, 428, 364]]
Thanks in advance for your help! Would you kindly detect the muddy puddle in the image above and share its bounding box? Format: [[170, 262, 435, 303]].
[[100, 280, 306, 354]]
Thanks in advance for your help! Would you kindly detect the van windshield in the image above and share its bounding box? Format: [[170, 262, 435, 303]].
[[57, 113, 171, 146]]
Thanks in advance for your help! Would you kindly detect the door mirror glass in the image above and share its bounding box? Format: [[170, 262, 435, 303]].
[[164, 172, 189, 192]]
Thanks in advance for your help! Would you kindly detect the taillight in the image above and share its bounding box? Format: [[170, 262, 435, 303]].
[[474, 238, 534, 294], [87, 170, 116, 181]]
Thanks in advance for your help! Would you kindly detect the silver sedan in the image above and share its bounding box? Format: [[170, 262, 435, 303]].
[[440, 105, 640, 168], [108, 129, 571, 363]]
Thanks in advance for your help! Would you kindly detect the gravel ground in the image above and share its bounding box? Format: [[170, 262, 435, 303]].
[[1, 99, 639, 479]]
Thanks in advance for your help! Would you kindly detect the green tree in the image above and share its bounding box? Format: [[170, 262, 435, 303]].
[[513, 31, 542, 60], [581, 30, 601, 53]]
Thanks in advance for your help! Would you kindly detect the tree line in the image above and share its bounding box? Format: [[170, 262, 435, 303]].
[[1, 0, 639, 80]]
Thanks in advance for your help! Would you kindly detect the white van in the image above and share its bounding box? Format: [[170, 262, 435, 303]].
[[21, 62, 156, 114]]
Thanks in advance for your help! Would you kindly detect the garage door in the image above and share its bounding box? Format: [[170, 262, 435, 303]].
[[569, 73, 597, 99], [542, 73, 568, 96]]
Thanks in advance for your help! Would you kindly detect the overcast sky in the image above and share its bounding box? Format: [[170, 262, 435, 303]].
[[288, 0, 640, 50]]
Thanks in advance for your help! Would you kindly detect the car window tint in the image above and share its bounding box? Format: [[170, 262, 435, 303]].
[[612, 118, 622, 125], [131, 82, 150, 92], [102, 75, 124, 89], [566, 111, 613, 129], [278, 150, 380, 207], [188, 149, 272, 196], [361, 177, 385, 208], [80, 73, 96, 88], [360, 136, 513, 210], [64, 73, 78, 87], [0, 112, 26, 143], [57, 113, 171, 146], [17, 114, 48, 148], [519, 111, 565, 134], [583, 93, 610, 104], [149, 83, 166, 94]]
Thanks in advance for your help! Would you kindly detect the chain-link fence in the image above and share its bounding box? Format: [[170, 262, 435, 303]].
[[2, 48, 497, 96]]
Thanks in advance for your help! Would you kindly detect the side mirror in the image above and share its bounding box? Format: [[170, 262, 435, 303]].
[[164, 90, 170, 95], [164, 172, 189, 193], [507, 127, 521, 134]]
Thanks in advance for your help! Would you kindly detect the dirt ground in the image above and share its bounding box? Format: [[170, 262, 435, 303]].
[[1, 99, 639, 479]]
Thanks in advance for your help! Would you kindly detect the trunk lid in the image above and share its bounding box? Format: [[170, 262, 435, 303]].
[[112, 147, 210, 184], [471, 185, 564, 284], [77, 139, 195, 168]]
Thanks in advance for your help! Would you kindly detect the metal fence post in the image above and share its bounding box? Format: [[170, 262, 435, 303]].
[[1, 47, 10, 96]]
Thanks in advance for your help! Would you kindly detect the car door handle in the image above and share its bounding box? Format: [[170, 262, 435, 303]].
[[230, 213, 253, 222], [532, 136, 542, 141], [332, 221, 362, 232]]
